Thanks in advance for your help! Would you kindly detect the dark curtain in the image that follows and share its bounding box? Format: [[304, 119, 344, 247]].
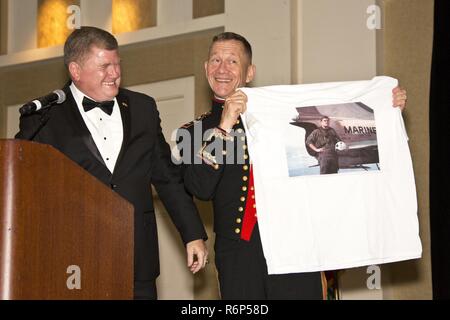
[[430, 0, 450, 300]]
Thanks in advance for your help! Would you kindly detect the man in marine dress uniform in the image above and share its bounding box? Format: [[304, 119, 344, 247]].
[[177, 32, 408, 299]]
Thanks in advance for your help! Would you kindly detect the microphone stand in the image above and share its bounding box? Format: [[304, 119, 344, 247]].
[[21, 109, 51, 141]]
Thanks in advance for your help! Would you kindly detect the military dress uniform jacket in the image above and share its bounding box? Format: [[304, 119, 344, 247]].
[[178, 100, 325, 300], [177, 100, 251, 240], [15, 83, 207, 282]]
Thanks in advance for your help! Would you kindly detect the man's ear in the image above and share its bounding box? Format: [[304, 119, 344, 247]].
[[68, 62, 81, 81], [246, 64, 256, 84], [204, 61, 209, 76]]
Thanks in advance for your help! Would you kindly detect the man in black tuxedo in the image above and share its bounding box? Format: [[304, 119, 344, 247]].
[[15, 26, 208, 300]]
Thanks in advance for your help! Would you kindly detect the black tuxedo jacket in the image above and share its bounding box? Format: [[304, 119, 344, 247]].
[[16, 84, 207, 281]]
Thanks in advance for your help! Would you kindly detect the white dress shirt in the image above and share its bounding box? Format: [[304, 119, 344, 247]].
[[70, 83, 123, 173]]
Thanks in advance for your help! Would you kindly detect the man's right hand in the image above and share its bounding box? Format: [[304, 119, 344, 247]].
[[309, 144, 324, 153], [186, 239, 209, 274], [219, 90, 248, 131]]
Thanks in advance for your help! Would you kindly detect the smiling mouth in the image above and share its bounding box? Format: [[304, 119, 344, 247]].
[[215, 78, 232, 83]]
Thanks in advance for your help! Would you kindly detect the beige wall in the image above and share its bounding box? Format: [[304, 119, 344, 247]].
[[0, 0, 7, 55], [0, 0, 6, 138], [296, 0, 377, 84], [226, 0, 291, 86], [0, 71, 4, 138], [193, 0, 224, 19], [377, 0, 433, 300], [79, 0, 112, 31], [7, 0, 37, 53]]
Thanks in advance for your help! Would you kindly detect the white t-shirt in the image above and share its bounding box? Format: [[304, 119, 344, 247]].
[[241, 76, 422, 274]]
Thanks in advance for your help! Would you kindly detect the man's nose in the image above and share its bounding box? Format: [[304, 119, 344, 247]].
[[217, 61, 227, 73], [109, 65, 120, 77]]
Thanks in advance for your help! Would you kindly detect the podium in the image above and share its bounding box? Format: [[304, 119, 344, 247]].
[[0, 140, 134, 299]]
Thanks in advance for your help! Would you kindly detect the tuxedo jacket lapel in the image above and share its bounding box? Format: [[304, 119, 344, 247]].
[[63, 85, 108, 168], [113, 90, 131, 174]]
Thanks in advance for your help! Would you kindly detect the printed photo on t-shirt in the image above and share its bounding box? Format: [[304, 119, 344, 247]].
[[286, 102, 380, 177]]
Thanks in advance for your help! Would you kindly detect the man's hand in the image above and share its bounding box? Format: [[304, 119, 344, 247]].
[[219, 90, 248, 131], [186, 239, 209, 274], [309, 144, 323, 153], [392, 86, 407, 111]]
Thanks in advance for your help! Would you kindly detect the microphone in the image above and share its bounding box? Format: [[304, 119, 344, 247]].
[[19, 89, 66, 115]]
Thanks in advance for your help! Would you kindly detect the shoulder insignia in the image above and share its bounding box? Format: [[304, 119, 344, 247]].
[[196, 111, 212, 121], [181, 111, 212, 129]]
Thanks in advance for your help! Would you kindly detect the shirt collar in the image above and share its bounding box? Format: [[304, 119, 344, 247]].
[[70, 82, 117, 114], [213, 95, 225, 104]]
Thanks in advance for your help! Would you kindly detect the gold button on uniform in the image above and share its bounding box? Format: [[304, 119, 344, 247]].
[[244, 154, 249, 160], [236, 120, 240, 125], [235, 228, 241, 234], [243, 176, 248, 181], [243, 145, 247, 150], [240, 196, 245, 202], [239, 207, 244, 212], [236, 218, 242, 223], [243, 165, 248, 171], [237, 128, 243, 133], [242, 186, 247, 192]]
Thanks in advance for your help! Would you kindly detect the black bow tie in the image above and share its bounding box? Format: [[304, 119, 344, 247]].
[[82, 96, 114, 115]]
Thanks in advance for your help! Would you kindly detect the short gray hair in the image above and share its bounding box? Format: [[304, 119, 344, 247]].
[[209, 32, 252, 63], [64, 26, 118, 67]]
